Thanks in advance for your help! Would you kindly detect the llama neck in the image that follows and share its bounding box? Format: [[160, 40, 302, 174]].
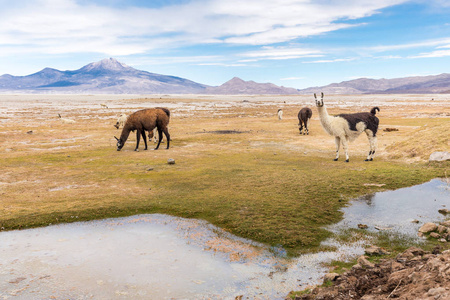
[[317, 105, 334, 135], [119, 126, 132, 142]]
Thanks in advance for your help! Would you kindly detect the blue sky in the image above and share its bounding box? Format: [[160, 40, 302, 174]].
[[0, 0, 450, 89]]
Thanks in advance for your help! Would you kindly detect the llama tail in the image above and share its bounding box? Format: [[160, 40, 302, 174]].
[[370, 107, 380, 115]]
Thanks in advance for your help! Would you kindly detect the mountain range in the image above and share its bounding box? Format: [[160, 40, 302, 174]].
[[0, 58, 449, 94]]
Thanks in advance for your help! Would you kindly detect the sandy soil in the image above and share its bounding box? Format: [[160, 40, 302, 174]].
[[0, 93, 448, 157]]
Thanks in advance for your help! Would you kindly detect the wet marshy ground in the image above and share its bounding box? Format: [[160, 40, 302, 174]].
[[1, 179, 449, 299]]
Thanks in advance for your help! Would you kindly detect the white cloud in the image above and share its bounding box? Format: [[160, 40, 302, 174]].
[[409, 49, 450, 58], [303, 58, 357, 63], [0, 0, 408, 57], [368, 38, 450, 52], [239, 46, 323, 61]]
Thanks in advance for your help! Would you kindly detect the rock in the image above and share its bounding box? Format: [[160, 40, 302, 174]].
[[411, 219, 419, 223], [357, 256, 375, 268], [418, 222, 438, 233], [323, 273, 340, 282], [429, 151, 450, 162], [430, 232, 441, 239], [438, 208, 450, 215], [167, 158, 175, 164], [437, 225, 448, 234], [358, 224, 368, 229], [443, 233, 450, 241], [427, 287, 447, 296], [365, 245, 389, 256], [405, 247, 425, 256], [442, 220, 450, 227]]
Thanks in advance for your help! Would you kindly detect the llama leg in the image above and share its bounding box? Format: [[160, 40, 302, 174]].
[[148, 130, 154, 143], [135, 130, 141, 151], [305, 121, 309, 135], [367, 136, 377, 161], [342, 136, 350, 162], [364, 131, 377, 161], [334, 137, 340, 161], [299, 123, 303, 134], [155, 127, 163, 150], [141, 130, 148, 150], [154, 128, 158, 143], [163, 127, 170, 149]]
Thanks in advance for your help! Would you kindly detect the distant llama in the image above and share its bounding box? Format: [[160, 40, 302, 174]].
[[298, 107, 312, 135], [277, 109, 283, 120]]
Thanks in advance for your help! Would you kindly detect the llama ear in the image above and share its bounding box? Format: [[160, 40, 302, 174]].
[[314, 93, 317, 100], [114, 136, 119, 141], [321, 92, 324, 99]]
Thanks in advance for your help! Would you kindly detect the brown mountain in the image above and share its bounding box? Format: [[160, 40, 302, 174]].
[[204, 77, 300, 95], [298, 73, 450, 94]]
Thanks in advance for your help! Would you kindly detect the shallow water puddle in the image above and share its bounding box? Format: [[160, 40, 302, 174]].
[[331, 178, 450, 238], [1, 179, 449, 299]]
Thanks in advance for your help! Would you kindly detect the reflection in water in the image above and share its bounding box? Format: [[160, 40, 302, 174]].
[[0, 179, 448, 299]]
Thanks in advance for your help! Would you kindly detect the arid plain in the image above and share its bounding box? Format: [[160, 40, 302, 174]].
[[1, 94, 449, 253]]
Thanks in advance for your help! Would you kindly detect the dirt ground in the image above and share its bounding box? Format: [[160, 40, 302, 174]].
[[1, 93, 448, 160], [294, 246, 450, 300]]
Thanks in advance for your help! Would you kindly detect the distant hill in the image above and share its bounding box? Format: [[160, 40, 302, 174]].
[[298, 73, 450, 94], [204, 77, 300, 95], [1, 58, 449, 94], [0, 58, 209, 94]]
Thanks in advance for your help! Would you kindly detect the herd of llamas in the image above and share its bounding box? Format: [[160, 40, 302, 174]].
[[61, 93, 380, 162]]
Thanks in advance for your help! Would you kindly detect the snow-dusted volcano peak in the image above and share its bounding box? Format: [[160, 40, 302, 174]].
[[82, 58, 130, 72]]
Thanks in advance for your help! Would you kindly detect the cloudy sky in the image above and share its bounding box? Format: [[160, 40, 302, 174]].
[[1, 0, 450, 88]]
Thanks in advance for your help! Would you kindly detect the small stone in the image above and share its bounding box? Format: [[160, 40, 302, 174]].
[[411, 219, 420, 223], [357, 256, 375, 268], [438, 208, 450, 215], [147, 167, 154, 171], [437, 225, 448, 234], [365, 246, 389, 256], [167, 158, 175, 164], [429, 151, 450, 162], [323, 273, 339, 282], [419, 222, 438, 233], [428, 287, 447, 296], [358, 224, 368, 229], [430, 232, 441, 239], [441, 220, 450, 227]]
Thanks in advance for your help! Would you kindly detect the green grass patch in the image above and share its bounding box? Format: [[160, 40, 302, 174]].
[[1, 143, 447, 255]]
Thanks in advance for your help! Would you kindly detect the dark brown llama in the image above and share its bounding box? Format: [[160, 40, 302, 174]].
[[298, 107, 312, 135], [115, 107, 170, 151]]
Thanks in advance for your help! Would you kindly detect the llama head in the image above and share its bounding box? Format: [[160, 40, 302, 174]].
[[314, 92, 324, 107], [114, 136, 124, 151]]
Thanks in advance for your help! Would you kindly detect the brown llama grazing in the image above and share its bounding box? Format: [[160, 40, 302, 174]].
[[115, 107, 170, 151], [298, 107, 312, 135]]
